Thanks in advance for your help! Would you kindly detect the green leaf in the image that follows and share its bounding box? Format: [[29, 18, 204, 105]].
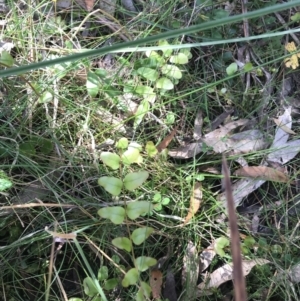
[[226, 62, 238, 75], [135, 256, 157, 272], [159, 40, 173, 57], [162, 197, 170, 205], [134, 99, 150, 129], [154, 203, 162, 211], [137, 67, 159, 81], [123, 171, 149, 191], [135, 86, 156, 103], [244, 236, 256, 248], [179, 48, 192, 59], [169, 53, 188, 64], [122, 268, 139, 287], [291, 12, 300, 21], [131, 227, 154, 245], [100, 152, 120, 170], [153, 193, 161, 202], [86, 71, 99, 97], [214, 236, 230, 257], [112, 237, 132, 252], [68, 298, 83, 301], [156, 77, 174, 90], [98, 207, 125, 224], [0, 178, 12, 191], [20, 142, 36, 156], [83, 277, 98, 297], [116, 137, 129, 149], [38, 91, 53, 104], [161, 64, 182, 79], [98, 266, 108, 281], [0, 51, 14, 67], [244, 62, 253, 72], [145, 141, 158, 157], [104, 278, 118, 290], [126, 201, 154, 220], [121, 148, 140, 165], [98, 176, 123, 196]]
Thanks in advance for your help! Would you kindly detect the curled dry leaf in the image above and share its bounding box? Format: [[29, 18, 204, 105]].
[[197, 259, 269, 295], [150, 269, 163, 299], [199, 242, 217, 272], [234, 166, 290, 183], [182, 182, 202, 225], [277, 263, 300, 284], [156, 126, 178, 152], [168, 142, 203, 159], [273, 118, 296, 135]]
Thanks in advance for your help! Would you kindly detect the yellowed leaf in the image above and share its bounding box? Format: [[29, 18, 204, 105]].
[[234, 166, 289, 183], [182, 182, 202, 225], [273, 118, 296, 135], [150, 269, 163, 299]]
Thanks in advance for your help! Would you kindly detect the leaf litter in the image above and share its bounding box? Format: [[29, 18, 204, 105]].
[[218, 107, 300, 208]]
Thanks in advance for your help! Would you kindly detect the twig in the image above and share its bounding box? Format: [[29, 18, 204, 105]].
[[222, 155, 247, 301]]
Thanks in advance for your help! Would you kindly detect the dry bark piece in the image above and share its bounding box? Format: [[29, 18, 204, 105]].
[[234, 166, 290, 183]]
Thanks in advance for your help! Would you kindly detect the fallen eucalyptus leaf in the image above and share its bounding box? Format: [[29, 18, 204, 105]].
[[234, 166, 290, 183], [193, 111, 203, 140], [157, 126, 178, 152], [168, 142, 203, 159], [197, 258, 269, 293], [199, 242, 217, 272]]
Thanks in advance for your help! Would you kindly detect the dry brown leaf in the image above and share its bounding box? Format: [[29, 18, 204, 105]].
[[85, 0, 94, 11], [168, 142, 203, 159], [197, 259, 269, 293], [273, 118, 296, 135], [235, 166, 290, 183], [150, 269, 163, 299], [199, 243, 217, 272], [157, 126, 178, 152], [182, 182, 202, 225]]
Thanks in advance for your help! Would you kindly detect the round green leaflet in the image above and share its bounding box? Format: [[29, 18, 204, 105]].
[[123, 171, 149, 191], [104, 278, 118, 290], [121, 148, 140, 165], [145, 141, 158, 157], [83, 277, 98, 297], [98, 176, 123, 196], [131, 227, 154, 246], [161, 64, 182, 79], [155, 77, 174, 90], [214, 236, 230, 257], [136, 282, 152, 301], [98, 266, 108, 281], [137, 67, 159, 81], [98, 207, 125, 225], [135, 256, 157, 272], [0, 178, 12, 191], [126, 201, 154, 220], [226, 62, 238, 75], [86, 71, 100, 97], [100, 152, 120, 170], [122, 268, 139, 287], [169, 53, 188, 64], [116, 137, 129, 149], [112, 237, 132, 252]]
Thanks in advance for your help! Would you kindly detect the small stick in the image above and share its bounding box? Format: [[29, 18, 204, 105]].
[[222, 155, 247, 301]]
